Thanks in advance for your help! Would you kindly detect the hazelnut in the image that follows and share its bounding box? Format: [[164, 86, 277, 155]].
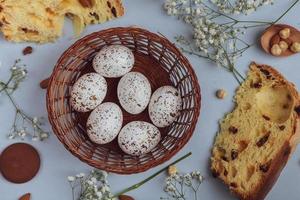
[[278, 41, 288, 52], [279, 28, 291, 39], [290, 42, 300, 53], [168, 165, 177, 176], [271, 44, 282, 56], [216, 89, 227, 99]]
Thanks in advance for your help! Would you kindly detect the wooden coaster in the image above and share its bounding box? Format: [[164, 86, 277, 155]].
[[0, 143, 40, 184]]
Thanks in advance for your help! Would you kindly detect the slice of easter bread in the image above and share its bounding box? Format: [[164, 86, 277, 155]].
[[59, 0, 124, 36], [0, 0, 124, 43], [211, 62, 300, 200], [0, 0, 64, 43]]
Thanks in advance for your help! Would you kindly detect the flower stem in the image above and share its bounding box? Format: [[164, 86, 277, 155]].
[[4, 89, 32, 122], [72, 187, 75, 200], [238, 20, 272, 24], [273, 0, 300, 24], [112, 152, 192, 198]]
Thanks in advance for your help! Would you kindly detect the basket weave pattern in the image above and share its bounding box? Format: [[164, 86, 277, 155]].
[[46, 27, 201, 174]]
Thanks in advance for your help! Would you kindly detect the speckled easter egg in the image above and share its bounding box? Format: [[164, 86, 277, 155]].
[[118, 121, 161, 156], [70, 73, 107, 112], [93, 45, 134, 78], [86, 102, 123, 144], [117, 72, 151, 114], [149, 86, 182, 128]]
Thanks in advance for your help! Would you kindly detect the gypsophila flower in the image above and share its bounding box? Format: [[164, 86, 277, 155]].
[[76, 173, 85, 178], [164, 0, 276, 84], [211, 0, 275, 15], [68, 169, 115, 200], [7, 134, 15, 140], [68, 176, 76, 182], [162, 169, 204, 200], [0, 60, 49, 141], [32, 136, 39, 141], [33, 117, 38, 124]]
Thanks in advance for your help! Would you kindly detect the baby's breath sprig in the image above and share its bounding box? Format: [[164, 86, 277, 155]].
[[161, 170, 204, 200], [210, 0, 275, 15], [68, 170, 114, 200], [0, 59, 49, 141], [164, 0, 299, 84], [68, 152, 192, 200]]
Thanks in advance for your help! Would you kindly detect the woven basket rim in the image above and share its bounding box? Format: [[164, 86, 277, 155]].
[[46, 26, 201, 174]]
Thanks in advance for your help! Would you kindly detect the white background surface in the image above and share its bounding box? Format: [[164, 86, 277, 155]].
[[0, 1, 300, 199]]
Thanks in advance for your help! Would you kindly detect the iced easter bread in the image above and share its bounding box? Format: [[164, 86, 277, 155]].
[[211, 63, 300, 200], [0, 0, 64, 43]]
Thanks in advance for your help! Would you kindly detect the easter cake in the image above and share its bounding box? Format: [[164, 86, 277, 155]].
[[0, 0, 64, 43], [60, 0, 124, 36], [211, 63, 300, 200], [0, 0, 124, 43]]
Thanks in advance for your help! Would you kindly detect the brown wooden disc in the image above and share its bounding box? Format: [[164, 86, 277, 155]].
[[0, 143, 40, 184]]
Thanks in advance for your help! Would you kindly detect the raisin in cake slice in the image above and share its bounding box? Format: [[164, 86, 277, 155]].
[[211, 62, 300, 200], [0, 0, 64, 43], [60, 0, 124, 36]]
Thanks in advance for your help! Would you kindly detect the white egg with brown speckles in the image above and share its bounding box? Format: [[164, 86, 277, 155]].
[[93, 45, 134, 78], [86, 102, 123, 144], [70, 73, 107, 112], [149, 86, 182, 128], [118, 121, 161, 156], [118, 72, 151, 114]]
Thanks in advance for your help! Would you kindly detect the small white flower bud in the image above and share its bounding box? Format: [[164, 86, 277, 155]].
[[67, 176, 75, 182], [40, 132, 49, 139], [8, 134, 15, 139], [32, 136, 39, 141], [33, 117, 38, 124], [91, 177, 97, 183]]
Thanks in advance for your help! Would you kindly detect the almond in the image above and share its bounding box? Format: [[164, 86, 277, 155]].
[[40, 78, 50, 89], [78, 0, 94, 8], [119, 195, 135, 200], [23, 46, 33, 55], [270, 34, 280, 46], [19, 193, 31, 200]]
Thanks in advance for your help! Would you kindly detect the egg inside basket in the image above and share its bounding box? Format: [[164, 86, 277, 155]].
[[46, 27, 201, 174]]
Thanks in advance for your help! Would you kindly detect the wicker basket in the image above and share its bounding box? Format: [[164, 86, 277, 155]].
[[44, 27, 201, 174]]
